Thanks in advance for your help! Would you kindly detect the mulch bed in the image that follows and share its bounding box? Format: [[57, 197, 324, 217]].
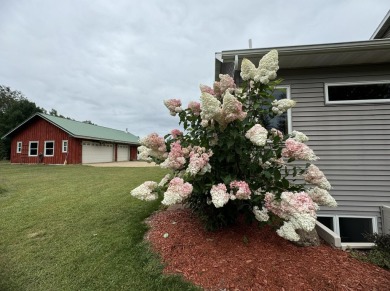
[[145, 208, 390, 290]]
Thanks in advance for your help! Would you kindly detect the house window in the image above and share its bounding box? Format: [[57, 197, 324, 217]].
[[325, 81, 390, 104], [44, 141, 55, 156], [16, 142, 22, 153], [62, 140, 68, 153], [339, 217, 374, 243], [317, 215, 377, 243], [266, 86, 292, 134], [29, 141, 38, 156]]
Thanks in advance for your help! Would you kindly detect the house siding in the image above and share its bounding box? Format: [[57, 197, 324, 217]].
[[383, 27, 390, 39], [10, 117, 82, 164], [279, 63, 390, 233]]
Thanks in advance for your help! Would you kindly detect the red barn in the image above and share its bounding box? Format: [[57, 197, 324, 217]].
[[2, 113, 140, 164]]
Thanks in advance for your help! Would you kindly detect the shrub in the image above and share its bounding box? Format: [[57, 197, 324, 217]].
[[131, 50, 337, 242]]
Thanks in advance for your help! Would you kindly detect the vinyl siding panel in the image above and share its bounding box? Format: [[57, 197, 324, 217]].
[[383, 27, 390, 39], [280, 63, 390, 233]]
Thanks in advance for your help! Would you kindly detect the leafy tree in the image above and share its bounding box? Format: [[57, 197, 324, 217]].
[[0, 86, 44, 159]]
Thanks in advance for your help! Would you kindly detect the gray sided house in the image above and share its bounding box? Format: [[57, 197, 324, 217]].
[[215, 11, 390, 247]]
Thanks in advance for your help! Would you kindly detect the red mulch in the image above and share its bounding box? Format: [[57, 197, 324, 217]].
[[145, 208, 390, 291]]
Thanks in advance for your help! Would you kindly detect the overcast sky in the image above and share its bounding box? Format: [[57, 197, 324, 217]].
[[1, 0, 389, 137]]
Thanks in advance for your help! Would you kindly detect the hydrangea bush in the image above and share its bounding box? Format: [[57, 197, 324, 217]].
[[131, 50, 337, 242]]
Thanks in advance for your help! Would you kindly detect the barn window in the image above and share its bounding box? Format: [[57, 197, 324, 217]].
[[62, 140, 68, 153], [16, 142, 22, 153], [44, 141, 55, 156], [325, 81, 390, 104], [29, 141, 38, 156]]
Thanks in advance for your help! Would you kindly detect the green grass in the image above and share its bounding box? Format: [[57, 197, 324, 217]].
[[0, 163, 199, 291]]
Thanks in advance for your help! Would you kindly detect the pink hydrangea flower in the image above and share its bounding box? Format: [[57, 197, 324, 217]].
[[139, 133, 167, 160], [141, 133, 166, 152], [220, 91, 247, 126], [170, 129, 183, 139], [303, 164, 331, 190], [265, 191, 318, 241], [199, 84, 215, 95], [164, 99, 183, 116], [270, 128, 283, 139], [161, 177, 193, 205], [210, 183, 230, 208], [188, 101, 201, 116], [213, 74, 236, 97], [186, 147, 213, 176], [160, 141, 186, 170], [230, 180, 251, 200], [282, 138, 318, 161]]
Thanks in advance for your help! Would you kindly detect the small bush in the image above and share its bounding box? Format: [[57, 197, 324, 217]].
[[352, 232, 390, 269]]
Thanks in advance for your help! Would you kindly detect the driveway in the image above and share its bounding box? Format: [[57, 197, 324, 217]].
[[85, 161, 158, 167]]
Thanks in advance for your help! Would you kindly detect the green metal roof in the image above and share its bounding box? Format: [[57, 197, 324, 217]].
[[2, 113, 140, 144]]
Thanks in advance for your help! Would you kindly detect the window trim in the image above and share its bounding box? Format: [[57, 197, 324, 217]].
[[325, 80, 390, 105], [44, 141, 55, 157], [16, 141, 22, 153], [28, 141, 39, 157], [275, 85, 292, 134], [62, 140, 68, 153], [317, 215, 378, 243]]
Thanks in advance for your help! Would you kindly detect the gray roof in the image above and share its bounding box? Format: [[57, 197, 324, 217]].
[[216, 39, 390, 76], [2, 113, 140, 144]]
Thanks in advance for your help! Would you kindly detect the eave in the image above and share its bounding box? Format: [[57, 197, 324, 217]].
[[218, 39, 390, 70]]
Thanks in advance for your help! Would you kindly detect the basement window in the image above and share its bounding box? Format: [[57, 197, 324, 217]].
[[325, 81, 390, 104], [44, 141, 55, 156], [29, 141, 38, 156], [317, 215, 377, 243], [16, 141, 22, 153]]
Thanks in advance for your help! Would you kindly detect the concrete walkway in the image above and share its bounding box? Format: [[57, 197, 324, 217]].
[[85, 161, 158, 167]]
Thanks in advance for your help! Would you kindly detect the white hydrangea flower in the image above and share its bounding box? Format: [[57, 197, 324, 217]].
[[137, 146, 152, 162], [200, 92, 222, 123], [276, 221, 300, 241], [253, 206, 269, 222], [210, 184, 230, 208], [130, 181, 158, 201], [240, 58, 256, 81], [291, 130, 309, 143], [254, 50, 279, 84], [158, 174, 172, 187], [245, 124, 268, 146], [271, 99, 296, 115], [307, 187, 337, 207]]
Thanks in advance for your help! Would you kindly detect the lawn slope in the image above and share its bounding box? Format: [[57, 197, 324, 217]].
[[0, 164, 198, 291]]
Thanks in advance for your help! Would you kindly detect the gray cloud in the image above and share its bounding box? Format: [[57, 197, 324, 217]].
[[1, 0, 388, 137]]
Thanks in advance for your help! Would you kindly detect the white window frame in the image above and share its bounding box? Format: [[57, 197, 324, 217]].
[[62, 140, 68, 153], [44, 141, 55, 157], [325, 80, 390, 105], [317, 214, 377, 245], [275, 85, 292, 134], [29, 141, 39, 157], [16, 141, 22, 153]]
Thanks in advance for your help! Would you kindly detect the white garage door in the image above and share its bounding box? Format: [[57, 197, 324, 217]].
[[82, 141, 114, 163], [117, 145, 129, 161]]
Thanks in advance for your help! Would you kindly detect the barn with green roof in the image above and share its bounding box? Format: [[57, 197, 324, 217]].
[[2, 113, 140, 164]]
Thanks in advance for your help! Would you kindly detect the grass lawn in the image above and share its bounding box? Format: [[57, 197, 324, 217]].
[[0, 163, 199, 291]]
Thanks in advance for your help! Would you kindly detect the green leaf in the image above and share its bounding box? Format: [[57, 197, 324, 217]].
[[273, 169, 281, 181]]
